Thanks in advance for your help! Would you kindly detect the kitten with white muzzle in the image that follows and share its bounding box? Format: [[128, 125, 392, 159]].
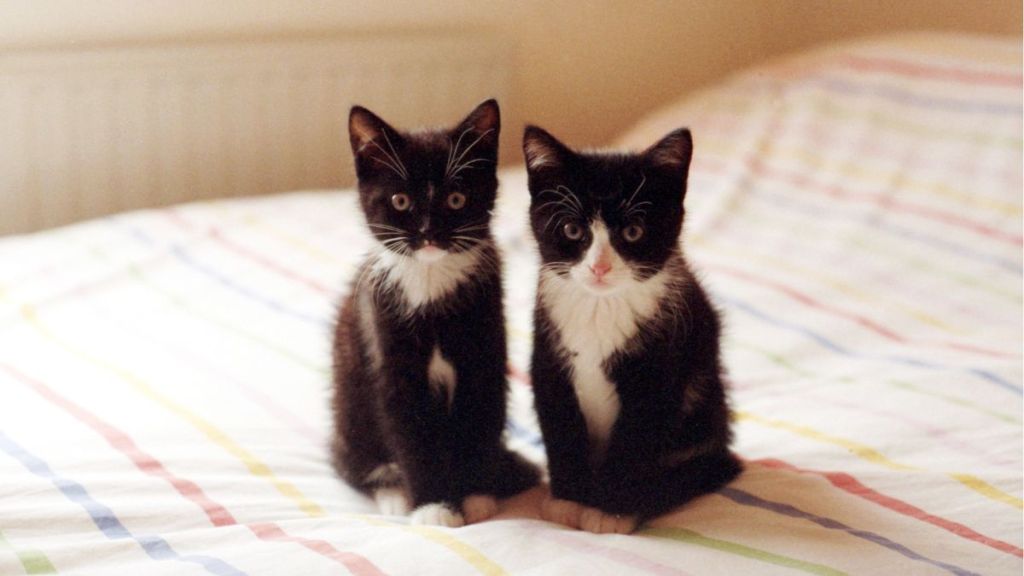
[[524, 125, 742, 534]]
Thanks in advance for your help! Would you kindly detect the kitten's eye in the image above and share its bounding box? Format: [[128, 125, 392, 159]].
[[623, 224, 644, 242], [562, 222, 584, 241], [446, 192, 467, 210], [390, 193, 411, 211]]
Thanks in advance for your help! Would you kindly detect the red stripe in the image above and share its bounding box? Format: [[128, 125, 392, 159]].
[[2, 362, 237, 527], [842, 54, 1023, 87], [505, 364, 1022, 556], [2, 362, 385, 576], [506, 365, 1022, 557], [755, 458, 1023, 558], [705, 262, 1017, 359], [739, 156, 1023, 246], [165, 210, 334, 295], [249, 523, 387, 576]]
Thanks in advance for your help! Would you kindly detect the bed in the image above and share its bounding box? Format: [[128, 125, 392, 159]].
[[1, 32, 1020, 575]]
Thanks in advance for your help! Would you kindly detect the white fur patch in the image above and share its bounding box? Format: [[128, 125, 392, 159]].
[[365, 462, 401, 485], [524, 140, 556, 170], [428, 346, 456, 407], [374, 487, 410, 516], [410, 502, 465, 527], [539, 222, 672, 452], [373, 245, 483, 309], [357, 287, 383, 373]]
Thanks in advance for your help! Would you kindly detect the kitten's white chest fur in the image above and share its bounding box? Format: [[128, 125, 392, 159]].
[[373, 245, 483, 309], [362, 246, 477, 404], [428, 346, 456, 406], [539, 260, 671, 452]]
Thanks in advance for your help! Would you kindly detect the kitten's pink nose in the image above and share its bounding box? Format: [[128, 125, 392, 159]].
[[590, 261, 612, 279]]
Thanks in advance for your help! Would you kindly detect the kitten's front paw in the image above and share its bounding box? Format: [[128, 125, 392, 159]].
[[374, 487, 411, 516], [579, 506, 637, 535], [540, 497, 584, 529], [461, 494, 499, 524], [410, 502, 465, 527]]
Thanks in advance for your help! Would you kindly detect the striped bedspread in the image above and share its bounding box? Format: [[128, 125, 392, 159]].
[[1, 33, 1020, 575]]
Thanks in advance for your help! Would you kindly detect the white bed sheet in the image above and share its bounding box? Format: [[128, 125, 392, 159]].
[[0, 32, 1020, 575]]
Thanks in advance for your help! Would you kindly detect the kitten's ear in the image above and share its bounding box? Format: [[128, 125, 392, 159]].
[[348, 105, 402, 156], [644, 128, 693, 175], [523, 125, 574, 173], [453, 99, 501, 148]]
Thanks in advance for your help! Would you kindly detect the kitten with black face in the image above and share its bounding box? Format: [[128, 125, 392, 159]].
[[330, 100, 539, 527], [523, 125, 742, 534]]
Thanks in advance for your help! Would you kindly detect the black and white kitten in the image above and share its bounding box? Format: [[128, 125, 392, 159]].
[[523, 125, 742, 534], [331, 100, 539, 527]]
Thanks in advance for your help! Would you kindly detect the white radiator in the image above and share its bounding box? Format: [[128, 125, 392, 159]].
[[0, 34, 511, 235]]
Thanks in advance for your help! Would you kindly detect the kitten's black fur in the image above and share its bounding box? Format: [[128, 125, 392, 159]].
[[330, 101, 538, 520], [524, 125, 742, 525]]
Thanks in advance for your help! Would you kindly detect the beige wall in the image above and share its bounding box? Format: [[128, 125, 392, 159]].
[[2, 0, 1020, 160]]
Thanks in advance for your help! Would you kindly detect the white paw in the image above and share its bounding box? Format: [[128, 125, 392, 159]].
[[410, 502, 465, 527], [461, 494, 499, 524], [374, 487, 410, 516]]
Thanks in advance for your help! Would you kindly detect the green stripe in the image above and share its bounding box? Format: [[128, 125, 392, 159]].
[[890, 380, 1021, 425], [0, 529, 57, 574], [732, 339, 1021, 427], [642, 527, 848, 576], [83, 245, 325, 375], [694, 194, 1019, 305], [117, 258, 327, 375]]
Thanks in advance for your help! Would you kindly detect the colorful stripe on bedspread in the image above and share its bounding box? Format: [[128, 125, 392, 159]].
[[0, 33, 1020, 576]]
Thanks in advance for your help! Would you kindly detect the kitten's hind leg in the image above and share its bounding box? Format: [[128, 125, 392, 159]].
[[366, 463, 410, 516], [636, 450, 743, 524], [486, 449, 542, 498], [459, 449, 539, 524]]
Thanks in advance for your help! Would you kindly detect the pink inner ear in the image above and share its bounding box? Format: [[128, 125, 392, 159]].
[[646, 130, 692, 170], [351, 119, 381, 153], [525, 139, 558, 170]]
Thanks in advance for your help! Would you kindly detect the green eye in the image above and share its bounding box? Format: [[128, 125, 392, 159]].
[[391, 193, 411, 211], [623, 224, 644, 242]]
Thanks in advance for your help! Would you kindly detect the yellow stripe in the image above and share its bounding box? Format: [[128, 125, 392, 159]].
[[738, 411, 1024, 508], [237, 212, 350, 267], [404, 526, 507, 576], [690, 233, 963, 334], [6, 284, 508, 575], [700, 137, 1021, 218], [17, 301, 326, 517], [352, 514, 508, 575], [697, 91, 1021, 151], [689, 174, 1020, 304], [950, 473, 1024, 509], [737, 412, 916, 471]]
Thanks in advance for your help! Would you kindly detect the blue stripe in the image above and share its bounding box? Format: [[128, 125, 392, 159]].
[[721, 488, 981, 576], [736, 185, 1021, 275], [118, 222, 331, 329], [0, 430, 248, 576], [816, 76, 1022, 116], [723, 296, 1022, 396]]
